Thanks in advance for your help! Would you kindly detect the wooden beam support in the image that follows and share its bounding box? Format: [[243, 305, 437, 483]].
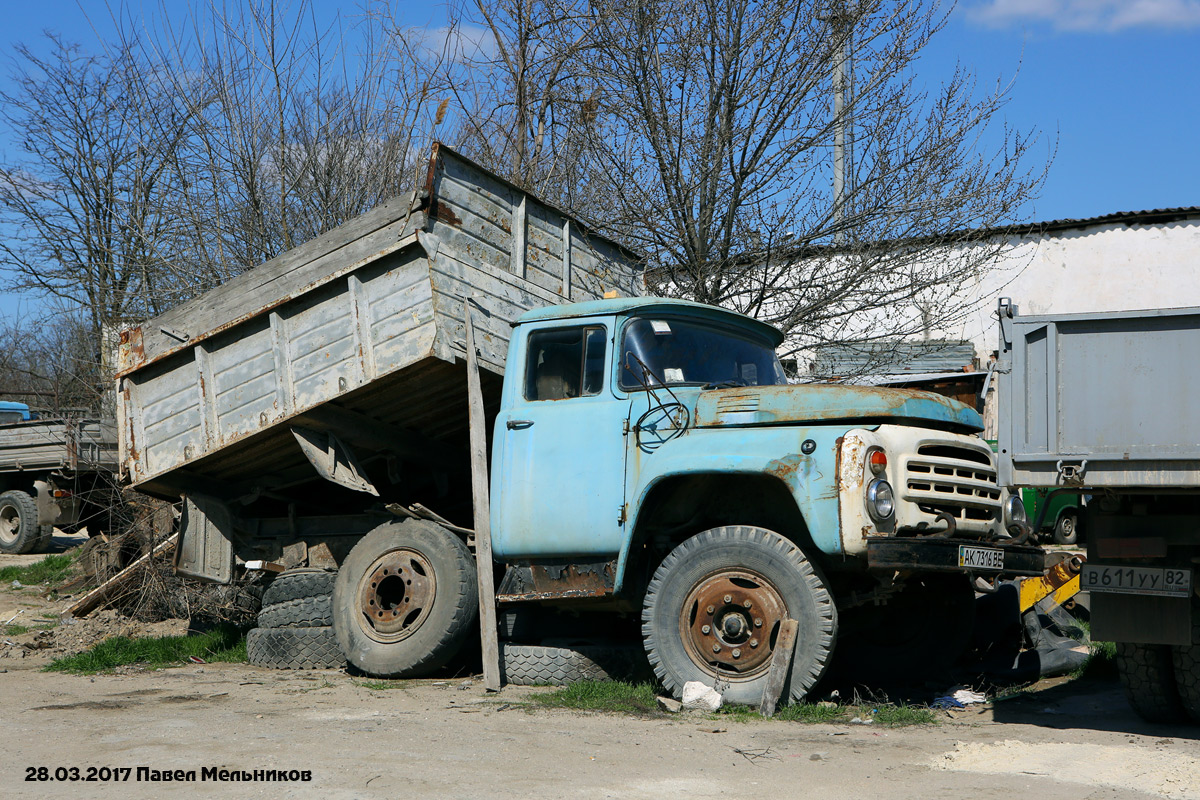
[[758, 618, 799, 717], [465, 300, 502, 691]]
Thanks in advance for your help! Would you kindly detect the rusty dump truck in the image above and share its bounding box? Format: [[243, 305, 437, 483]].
[[117, 144, 1043, 703]]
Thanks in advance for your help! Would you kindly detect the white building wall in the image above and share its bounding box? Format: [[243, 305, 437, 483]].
[[933, 216, 1200, 359]]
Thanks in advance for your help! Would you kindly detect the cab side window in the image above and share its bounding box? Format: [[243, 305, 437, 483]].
[[524, 326, 607, 401]]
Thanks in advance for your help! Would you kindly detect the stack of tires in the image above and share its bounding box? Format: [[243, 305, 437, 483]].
[[247, 568, 345, 670]]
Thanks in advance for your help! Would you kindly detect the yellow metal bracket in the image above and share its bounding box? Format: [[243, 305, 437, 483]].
[[1018, 554, 1084, 613]]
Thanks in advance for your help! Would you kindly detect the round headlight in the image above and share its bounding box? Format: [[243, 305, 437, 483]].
[[1005, 494, 1027, 526], [866, 479, 895, 521]]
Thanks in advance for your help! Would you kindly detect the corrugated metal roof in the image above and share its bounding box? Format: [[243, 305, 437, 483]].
[[985, 206, 1200, 239], [809, 340, 976, 378]]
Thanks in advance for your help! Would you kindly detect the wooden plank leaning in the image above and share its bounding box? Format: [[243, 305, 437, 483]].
[[67, 533, 180, 618], [465, 299, 503, 691], [758, 618, 799, 717]]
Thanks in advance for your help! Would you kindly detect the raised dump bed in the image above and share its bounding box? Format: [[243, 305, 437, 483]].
[[116, 144, 642, 514]]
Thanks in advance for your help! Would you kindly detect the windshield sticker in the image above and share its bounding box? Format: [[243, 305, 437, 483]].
[[740, 363, 758, 384], [663, 368, 685, 383], [650, 320, 672, 335]]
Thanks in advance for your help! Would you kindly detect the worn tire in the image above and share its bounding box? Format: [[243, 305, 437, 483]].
[[258, 595, 333, 629], [0, 490, 41, 555], [1053, 513, 1078, 546], [1171, 604, 1200, 723], [1116, 642, 1186, 723], [501, 643, 644, 686], [261, 568, 338, 607], [642, 526, 837, 705], [333, 519, 478, 678], [246, 626, 344, 670]]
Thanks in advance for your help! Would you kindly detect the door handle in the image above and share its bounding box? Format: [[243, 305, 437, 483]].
[[506, 419, 535, 430]]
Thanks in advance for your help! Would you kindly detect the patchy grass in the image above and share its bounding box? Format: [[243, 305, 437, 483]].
[[1071, 636, 1118, 681], [0, 553, 76, 586], [774, 702, 847, 724], [530, 680, 936, 726], [356, 679, 410, 691], [2, 622, 55, 637], [45, 625, 247, 674], [532, 681, 660, 714], [872, 703, 937, 727], [725, 700, 935, 727]]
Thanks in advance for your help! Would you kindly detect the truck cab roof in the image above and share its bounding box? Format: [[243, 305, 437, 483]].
[[515, 297, 784, 346]]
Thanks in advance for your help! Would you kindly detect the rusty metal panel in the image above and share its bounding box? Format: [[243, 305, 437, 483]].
[[137, 358, 205, 477], [209, 317, 279, 441]]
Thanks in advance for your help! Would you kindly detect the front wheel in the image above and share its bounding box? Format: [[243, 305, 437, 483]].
[[641, 526, 837, 705], [332, 519, 478, 678]]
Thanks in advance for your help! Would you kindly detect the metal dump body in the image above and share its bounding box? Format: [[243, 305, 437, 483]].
[[117, 144, 641, 500], [0, 419, 116, 473], [996, 301, 1200, 488]]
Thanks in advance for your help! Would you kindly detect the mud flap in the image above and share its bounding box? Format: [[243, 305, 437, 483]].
[[175, 494, 236, 584]]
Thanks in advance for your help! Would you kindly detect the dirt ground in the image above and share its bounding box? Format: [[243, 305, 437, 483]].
[[3, 539, 1198, 799], [1, 660, 1197, 800]]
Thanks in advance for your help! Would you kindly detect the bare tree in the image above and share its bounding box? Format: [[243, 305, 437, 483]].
[[386, 0, 608, 207], [148, 0, 443, 289], [575, 0, 1049, 356], [0, 35, 194, 339]]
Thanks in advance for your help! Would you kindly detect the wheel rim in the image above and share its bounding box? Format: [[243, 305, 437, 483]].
[[678, 569, 787, 681], [0, 504, 20, 545], [354, 547, 437, 644]]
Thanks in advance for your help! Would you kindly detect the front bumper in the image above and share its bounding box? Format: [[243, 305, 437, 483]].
[[867, 537, 1045, 578]]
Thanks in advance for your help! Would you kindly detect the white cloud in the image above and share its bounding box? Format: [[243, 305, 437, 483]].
[[403, 24, 497, 62], [966, 0, 1200, 32]]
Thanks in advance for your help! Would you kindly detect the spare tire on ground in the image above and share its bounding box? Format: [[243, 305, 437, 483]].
[[258, 595, 334, 629], [500, 643, 646, 686], [261, 568, 337, 607], [246, 627, 344, 670]]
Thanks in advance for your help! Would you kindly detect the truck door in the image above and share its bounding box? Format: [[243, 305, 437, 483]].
[[492, 324, 628, 560]]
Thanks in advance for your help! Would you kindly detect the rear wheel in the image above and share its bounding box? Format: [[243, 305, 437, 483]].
[[642, 526, 836, 705], [1171, 602, 1200, 722], [0, 490, 41, 555], [332, 519, 478, 678], [1116, 642, 1186, 723]]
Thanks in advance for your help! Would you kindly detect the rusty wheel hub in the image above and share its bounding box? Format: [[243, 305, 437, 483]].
[[679, 570, 786, 679], [356, 548, 436, 643], [0, 505, 19, 545]]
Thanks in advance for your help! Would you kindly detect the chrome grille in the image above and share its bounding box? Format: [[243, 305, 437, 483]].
[[903, 443, 1001, 524]]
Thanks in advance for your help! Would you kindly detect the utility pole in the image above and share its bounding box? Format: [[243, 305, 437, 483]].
[[827, 1, 852, 245]]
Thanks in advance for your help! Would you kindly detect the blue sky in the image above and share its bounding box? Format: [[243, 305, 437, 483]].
[[1, 0, 1197, 317]]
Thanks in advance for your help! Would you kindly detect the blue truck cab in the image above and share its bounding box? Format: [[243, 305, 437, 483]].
[[489, 297, 1040, 702], [0, 401, 32, 425]]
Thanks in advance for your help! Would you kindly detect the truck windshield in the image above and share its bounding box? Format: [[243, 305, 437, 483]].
[[619, 317, 786, 390]]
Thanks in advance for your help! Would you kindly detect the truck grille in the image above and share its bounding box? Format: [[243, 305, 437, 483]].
[[902, 443, 1001, 525]]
